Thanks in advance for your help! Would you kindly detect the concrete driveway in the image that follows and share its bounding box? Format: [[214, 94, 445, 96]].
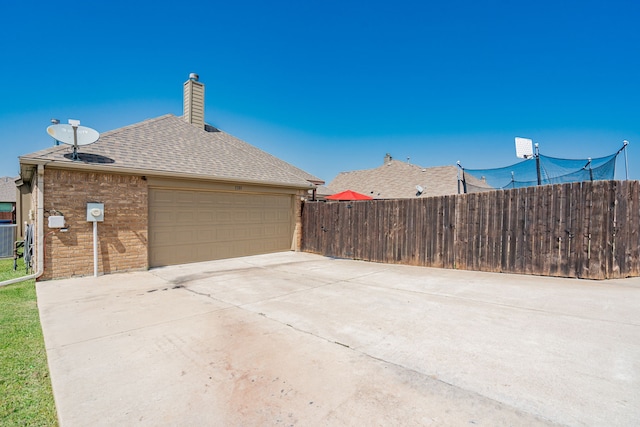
[[37, 252, 640, 426]]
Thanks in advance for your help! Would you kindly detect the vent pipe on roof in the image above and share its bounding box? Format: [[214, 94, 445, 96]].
[[183, 73, 205, 129]]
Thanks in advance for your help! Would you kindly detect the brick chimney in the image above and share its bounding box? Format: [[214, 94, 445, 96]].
[[183, 73, 205, 129]]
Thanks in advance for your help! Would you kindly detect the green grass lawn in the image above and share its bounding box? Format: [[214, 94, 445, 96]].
[[0, 258, 58, 426], [0, 255, 31, 282]]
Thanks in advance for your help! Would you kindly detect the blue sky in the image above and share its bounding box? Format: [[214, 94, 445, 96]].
[[1, 0, 638, 183]]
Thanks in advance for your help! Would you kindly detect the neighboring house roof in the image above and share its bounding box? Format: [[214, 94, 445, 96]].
[[328, 158, 488, 199], [314, 185, 334, 197], [19, 114, 322, 189], [0, 176, 17, 203]]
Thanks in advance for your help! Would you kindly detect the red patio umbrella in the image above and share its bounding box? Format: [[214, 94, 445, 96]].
[[325, 190, 373, 201]]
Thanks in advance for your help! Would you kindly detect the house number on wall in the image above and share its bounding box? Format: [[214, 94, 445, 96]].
[[235, 185, 243, 190]]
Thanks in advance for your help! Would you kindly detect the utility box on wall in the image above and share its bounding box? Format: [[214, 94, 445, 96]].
[[48, 215, 66, 228], [86, 203, 104, 222]]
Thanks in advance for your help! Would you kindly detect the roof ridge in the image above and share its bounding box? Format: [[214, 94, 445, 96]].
[[233, 140, 322, 182], [339, 160, 457, 174], [99, 114, 176, 137], [206, 126, 324, 184]]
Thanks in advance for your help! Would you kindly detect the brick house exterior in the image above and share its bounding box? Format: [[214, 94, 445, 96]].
[[40, 169, 148, 280], [18, 75, 322, 280]]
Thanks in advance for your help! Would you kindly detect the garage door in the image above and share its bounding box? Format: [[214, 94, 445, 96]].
[[149, 188, 294, 267]]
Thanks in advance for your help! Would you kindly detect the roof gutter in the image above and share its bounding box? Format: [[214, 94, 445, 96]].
[[19, 158, 316, 191], [0, 164, 45, 287]]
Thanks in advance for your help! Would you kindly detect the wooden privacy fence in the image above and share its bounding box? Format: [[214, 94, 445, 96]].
[[301, 180, 640, 279]]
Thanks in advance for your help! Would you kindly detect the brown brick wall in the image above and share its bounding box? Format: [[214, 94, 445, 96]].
[[41, 169, 148, 280]]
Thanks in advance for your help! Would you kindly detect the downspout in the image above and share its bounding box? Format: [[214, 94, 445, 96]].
[[0, 164, 45, 287]]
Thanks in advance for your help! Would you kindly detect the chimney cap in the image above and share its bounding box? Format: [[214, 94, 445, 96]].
[[189, 73, 199, 81]]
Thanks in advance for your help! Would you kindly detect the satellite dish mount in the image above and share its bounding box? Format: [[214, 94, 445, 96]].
[[68, 119, 81, 160]]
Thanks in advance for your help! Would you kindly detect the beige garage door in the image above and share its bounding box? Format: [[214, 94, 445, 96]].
[[149, 188, 294, 267]]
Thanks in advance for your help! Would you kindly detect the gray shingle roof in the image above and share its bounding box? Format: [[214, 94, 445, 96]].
[[20, 114, 322, 189], [314, 185, 334, 197], [328, 160, 480, 198], [0, 176, 17, 202]]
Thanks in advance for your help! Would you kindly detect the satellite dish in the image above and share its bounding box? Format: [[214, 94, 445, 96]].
[[515, 137, 534, 159], [47, 120, 100, 161], [415, 185, 424, 196], [47, 124, 100, 146]]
